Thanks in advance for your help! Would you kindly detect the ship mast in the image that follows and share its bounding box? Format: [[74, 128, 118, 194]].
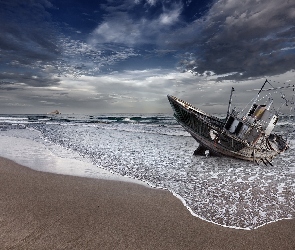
[[258, 79, 268, 95], [253, 79, 269, 104], [246, 79, 269, 116], [226, 87, 235, 119]]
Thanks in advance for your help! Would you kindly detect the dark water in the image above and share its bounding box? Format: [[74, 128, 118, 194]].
[[0, 113, 294, 229]]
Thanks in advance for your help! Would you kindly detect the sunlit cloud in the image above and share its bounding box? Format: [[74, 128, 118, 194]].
[[90, 1, 183, 46]]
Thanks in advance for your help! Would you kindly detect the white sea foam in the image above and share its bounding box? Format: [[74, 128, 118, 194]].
[[0, 114, 294, 230], [0, 131, 147, 186]]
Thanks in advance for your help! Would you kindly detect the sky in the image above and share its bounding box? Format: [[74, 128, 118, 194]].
[[0, 0, 294, 114]]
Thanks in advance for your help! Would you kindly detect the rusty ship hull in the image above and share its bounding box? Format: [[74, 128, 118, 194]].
[[167, 94, 288, 164]]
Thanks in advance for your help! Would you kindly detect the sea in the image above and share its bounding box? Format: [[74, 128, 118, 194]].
[[0, 113, 294, 230]]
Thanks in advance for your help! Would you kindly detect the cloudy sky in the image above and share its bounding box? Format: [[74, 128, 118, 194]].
[[0, 0, 294, 114]]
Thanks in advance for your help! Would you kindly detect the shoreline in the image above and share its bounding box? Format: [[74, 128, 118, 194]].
[[1, 156, 295, 249], [0, 134, 148, 186]]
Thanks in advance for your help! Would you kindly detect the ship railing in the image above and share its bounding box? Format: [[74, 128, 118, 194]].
[[169, 95, 225, 128]]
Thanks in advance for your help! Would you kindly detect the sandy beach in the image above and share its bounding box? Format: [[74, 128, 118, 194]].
[[0, 156, 294, 250]]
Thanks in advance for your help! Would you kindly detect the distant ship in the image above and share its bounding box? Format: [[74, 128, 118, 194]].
[[48, 110, 61, 115], [168, 80, 290, 165]]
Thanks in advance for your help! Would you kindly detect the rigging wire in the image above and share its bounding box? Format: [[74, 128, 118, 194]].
[[231, 79, 294, 118], [267, 80, 295, 140]]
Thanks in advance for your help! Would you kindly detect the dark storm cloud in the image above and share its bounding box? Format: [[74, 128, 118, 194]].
[[0, 72, 60, 88], [0, 0, 64, 90], [0, 0, 59, 62], [89, 0, 295, 81], [175, 0, 295, 80]]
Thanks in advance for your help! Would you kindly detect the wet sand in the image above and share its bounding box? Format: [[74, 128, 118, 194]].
[[0, 156, 294, 249]]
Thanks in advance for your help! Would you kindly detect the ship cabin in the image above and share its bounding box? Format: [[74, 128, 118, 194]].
[[224, 100, 278, 145]]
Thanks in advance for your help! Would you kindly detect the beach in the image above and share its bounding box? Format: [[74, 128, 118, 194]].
[[0, 156, 294, 249]]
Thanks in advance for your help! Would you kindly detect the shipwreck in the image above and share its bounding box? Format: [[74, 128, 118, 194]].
[[167, 80, 291, 165]]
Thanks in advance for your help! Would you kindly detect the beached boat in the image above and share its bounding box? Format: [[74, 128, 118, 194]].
[[167, 80, 290, 164]]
